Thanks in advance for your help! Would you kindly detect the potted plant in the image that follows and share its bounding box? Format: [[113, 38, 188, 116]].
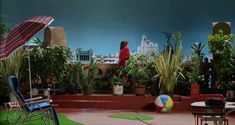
[[189, 42, 205, 97], [110, 68, 127, 95], [125, 54, 149, 96], [78, 61, 99, 95], [153, 43, 184, 97], [189, 54, 201, 97], [64, 62, 82, 94], [208, 30, 233, 90]]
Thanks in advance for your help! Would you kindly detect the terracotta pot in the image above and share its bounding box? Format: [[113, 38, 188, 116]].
[[135, 84, 145, 96]]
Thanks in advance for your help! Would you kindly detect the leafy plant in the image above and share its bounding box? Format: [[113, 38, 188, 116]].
[[224, 81, 235, 90], [208, 30, 233, 87], [125, 54, 150, 85], [42, 46, 71, 83], [153, 44, 185, 94], [64, 62, 83, 93], [110, 68, 128, 86], [188, 55, 201, 84], [21, 45, 71, 84], [188, 42, 205, 84], [78, 61, 100, 93], [230, 47, 235, 70]]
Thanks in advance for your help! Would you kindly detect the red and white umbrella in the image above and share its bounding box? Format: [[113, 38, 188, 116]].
[[0, 16, 54, 98], [0, 16, 54, 59]]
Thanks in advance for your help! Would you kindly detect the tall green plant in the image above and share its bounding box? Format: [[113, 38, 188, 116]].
[[208, 30, 233, 87], [189, 55, 201, 84], [78, 62, 99, 92], [188, 42, 205, 84], [154, 44, 184, 94], [172, 32, 183, 53], [0, 50, 25, 85], [42, 46, 71, 83]]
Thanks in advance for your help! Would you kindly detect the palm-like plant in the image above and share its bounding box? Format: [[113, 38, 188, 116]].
[[154, 44, 184, 94], [191, 42, 206, 57], [189, 42, 205, 84], [33, 37, 43, 46]]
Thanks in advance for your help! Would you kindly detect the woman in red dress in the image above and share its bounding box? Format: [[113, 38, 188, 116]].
[[118, 41, 130, 67]]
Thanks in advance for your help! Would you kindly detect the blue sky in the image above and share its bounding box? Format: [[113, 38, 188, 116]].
[[1, 0, 235, 57]]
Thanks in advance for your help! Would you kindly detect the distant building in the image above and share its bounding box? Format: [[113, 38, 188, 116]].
[[74, 48, 93, 64], [94, 53, 119, 64], [70, 50, 77, 64], [137, 35, 158, 56]]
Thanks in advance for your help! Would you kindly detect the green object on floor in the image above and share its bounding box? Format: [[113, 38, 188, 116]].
[[109, 113, 154, 121], [0, 111, 84, 125]]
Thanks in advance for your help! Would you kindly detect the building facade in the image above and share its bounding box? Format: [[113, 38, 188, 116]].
[[137, 35, 158, 56], [73, 48, 94, 64]]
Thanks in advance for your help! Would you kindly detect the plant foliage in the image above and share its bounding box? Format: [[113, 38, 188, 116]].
[[154, 44, 184, 94]]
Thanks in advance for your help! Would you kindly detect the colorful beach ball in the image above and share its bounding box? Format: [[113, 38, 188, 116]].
[[154, 94, 174, 112]]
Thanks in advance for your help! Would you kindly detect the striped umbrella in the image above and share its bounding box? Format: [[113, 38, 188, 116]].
[[0, 16, 54, 98], [0, 16, 54, 59]]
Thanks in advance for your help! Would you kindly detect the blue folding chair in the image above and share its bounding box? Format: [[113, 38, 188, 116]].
[[8, 75, 59, 125]]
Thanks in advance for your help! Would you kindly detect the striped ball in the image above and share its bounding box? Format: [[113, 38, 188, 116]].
[[155, 94, 174, 112]]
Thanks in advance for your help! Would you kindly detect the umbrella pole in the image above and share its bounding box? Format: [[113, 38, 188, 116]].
[[28, 45, 32, 98]]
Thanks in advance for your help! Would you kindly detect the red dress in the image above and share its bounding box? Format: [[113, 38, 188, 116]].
[[118, 47, 130, 67]]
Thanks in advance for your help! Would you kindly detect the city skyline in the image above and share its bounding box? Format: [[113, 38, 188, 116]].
[[1, 0, 235, 57]]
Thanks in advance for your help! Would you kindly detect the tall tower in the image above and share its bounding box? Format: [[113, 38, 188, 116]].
[[43, 26, 67, 48]]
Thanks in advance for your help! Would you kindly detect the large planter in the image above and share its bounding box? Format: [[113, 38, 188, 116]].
[[191, 84, 200, 97], [113, 85, 123, 96], [135, 84, 146, 96]]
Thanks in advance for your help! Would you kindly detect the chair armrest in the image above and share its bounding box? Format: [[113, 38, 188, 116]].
[[25, 96, 43, 102], [23, 99, 52, 106]]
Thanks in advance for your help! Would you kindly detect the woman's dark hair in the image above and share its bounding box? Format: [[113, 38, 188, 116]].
[[120, 41, 128, 49]]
